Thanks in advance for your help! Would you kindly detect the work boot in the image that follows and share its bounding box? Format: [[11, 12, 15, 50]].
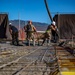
[[27, 40, 30, 46], [16, 43, 23, 46]]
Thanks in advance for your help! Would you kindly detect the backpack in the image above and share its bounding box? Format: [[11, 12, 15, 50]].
[[26, 24, 34, 32]]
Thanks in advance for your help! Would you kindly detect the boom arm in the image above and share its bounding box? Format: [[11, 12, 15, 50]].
[[44, 0, 53, 22]]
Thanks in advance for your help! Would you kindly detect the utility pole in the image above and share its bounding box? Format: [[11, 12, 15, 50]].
[[18, 12, 20, 31], [18, 12, 21, 40]]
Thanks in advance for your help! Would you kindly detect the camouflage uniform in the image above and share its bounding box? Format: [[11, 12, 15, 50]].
[[41, 25, 51, 45], [24, 22, 36, 46]]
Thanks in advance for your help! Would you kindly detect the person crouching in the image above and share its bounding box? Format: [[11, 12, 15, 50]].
[[9, 23, 20, 46]]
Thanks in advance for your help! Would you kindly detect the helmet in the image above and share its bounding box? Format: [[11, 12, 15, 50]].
[[52, 21, 56, 25], [9, 23, 12, 25]]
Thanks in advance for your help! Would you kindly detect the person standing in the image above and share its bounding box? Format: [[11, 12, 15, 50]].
[[50, 21, 59, 43], [24, 21, 37, 46]]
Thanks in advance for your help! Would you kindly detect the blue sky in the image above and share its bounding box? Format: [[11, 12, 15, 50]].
[[0, 0, 75, 23]]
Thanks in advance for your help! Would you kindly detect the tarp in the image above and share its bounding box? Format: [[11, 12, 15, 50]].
[[53, 14, 75, 39], [0, 14, 11, 39]]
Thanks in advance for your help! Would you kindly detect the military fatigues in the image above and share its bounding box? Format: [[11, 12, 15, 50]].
[[41, 25, 51, 45], [24, 24, 36, 46]]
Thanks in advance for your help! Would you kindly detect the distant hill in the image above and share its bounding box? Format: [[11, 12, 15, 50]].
[[9, 20, 49, 31]]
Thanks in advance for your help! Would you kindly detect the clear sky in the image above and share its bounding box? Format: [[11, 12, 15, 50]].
[[0, 0, 75, 23]]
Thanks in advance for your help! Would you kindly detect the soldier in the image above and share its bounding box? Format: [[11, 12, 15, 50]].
[[9, 23, 20, 46], [41, 24, 51, 46], [41, 21, 59, 45], [24, 21, 37, 46]]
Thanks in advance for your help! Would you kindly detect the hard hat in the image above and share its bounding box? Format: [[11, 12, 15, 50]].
[[9, 23, 12, 25], [52, 21, 56, 25]]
